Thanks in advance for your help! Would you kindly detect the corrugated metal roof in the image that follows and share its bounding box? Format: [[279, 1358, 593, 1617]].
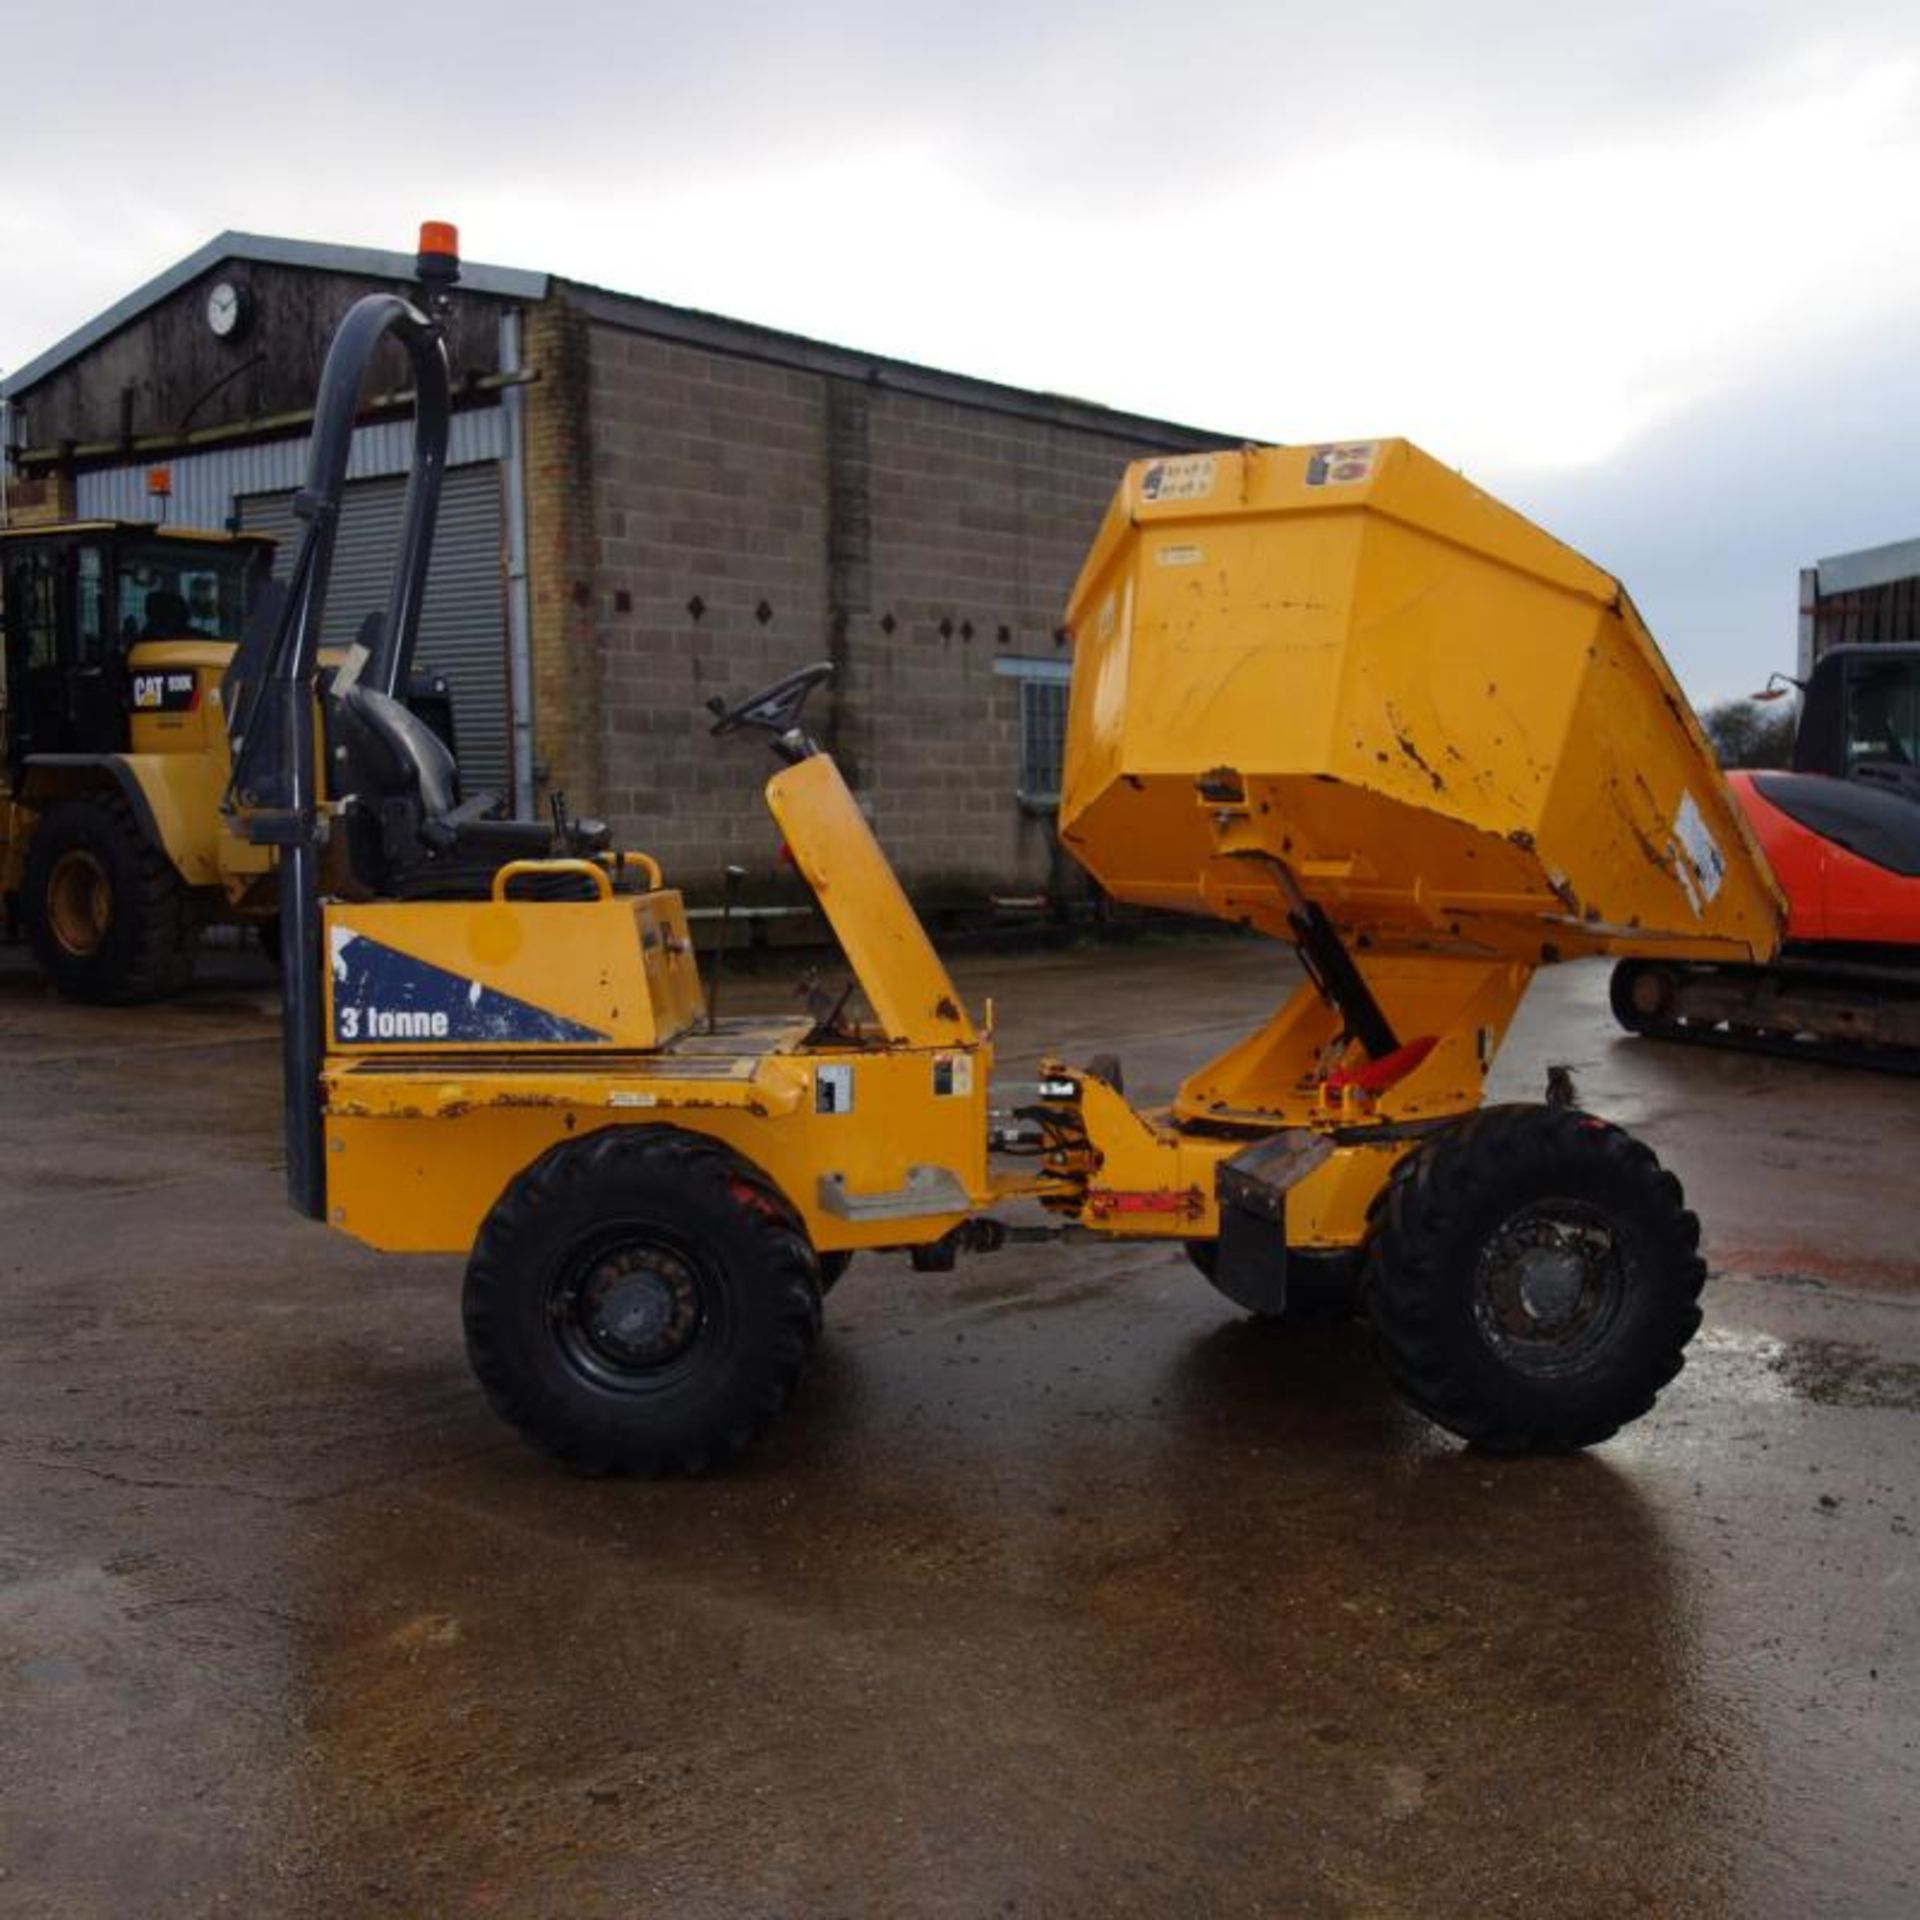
[[4, 232, 1237, 451], [1, 232, 547, 401], [73, 408, 504, 530], [1817, 535, 1920, 598], [559, 281, 1229, 449]]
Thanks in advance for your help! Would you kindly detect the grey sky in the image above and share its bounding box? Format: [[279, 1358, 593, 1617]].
[[4, 1, 1916, 700]]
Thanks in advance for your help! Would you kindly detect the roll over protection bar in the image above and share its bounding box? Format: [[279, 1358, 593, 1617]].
[[225, 228, 460, 1218]]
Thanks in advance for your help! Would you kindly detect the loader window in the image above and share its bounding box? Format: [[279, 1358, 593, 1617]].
[[1844, 660, 1920, 774], [4, 553, 59, 672], [76, 546, 107, 665], [115, 540, 251, 643]]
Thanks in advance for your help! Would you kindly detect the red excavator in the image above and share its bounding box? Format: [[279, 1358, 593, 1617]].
[[1611, 643, 1920, 1069]]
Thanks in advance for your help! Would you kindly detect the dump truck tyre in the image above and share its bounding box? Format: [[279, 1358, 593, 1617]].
[[1182, 1240, 1359, 1323], [1363, 1105, 1704, 1452], [22, 794, 197, 1004], [463, 1127, 822, 1476]]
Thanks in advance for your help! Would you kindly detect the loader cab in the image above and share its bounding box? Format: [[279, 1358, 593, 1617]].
[[0, 522, 270, 777], [1794, 644, 1920, 800]]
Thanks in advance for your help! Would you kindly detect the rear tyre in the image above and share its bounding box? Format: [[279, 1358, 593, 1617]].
[[1364, 1104, 1704, 1452], [464, 1127, 822, 1475], [1183, 1239, 1361, 1323], [22, 793, 198, 1003]]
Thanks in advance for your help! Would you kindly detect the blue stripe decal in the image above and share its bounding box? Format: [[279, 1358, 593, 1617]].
[[330, 929, 609, 1045]]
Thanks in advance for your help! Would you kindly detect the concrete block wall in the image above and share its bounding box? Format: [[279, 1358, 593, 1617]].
[[524, 300, 601, 820], [544, 300, 1216, 903], [583, 328, 830, 892], [854, 395, 1136, 898]]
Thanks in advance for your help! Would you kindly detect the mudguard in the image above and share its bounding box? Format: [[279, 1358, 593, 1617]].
[[17, 752, 226, 888]]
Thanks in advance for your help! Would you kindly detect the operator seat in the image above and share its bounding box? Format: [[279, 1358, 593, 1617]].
[[143, 589, 193, 638], [327, 684, 606, 898]]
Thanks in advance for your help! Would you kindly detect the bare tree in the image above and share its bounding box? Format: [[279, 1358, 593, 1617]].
[[1698, 696, 1798, 770]]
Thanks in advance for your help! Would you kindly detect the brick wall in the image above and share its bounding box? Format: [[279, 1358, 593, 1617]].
[[0, 467, 75, 528], [854, 395, 1132, 900], [533, 298, 1218, 904], [523, 299, 601, 816], [581, 327, 830, 887]]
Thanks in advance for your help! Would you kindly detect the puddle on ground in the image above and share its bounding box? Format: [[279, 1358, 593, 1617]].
[[1771, 1338, 1920, 1412], [1693, 1325, 1797, 1404], [1699, 1326, 1920, 1412]]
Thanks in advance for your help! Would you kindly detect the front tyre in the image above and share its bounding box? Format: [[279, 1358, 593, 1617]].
[[1364, 1105, 1704, 1453], [463, 1128, 822, 1475], [23, 793, 198, 1003]]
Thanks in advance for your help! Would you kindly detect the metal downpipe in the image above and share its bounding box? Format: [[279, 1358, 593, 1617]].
[[498, 307, 537, 817]]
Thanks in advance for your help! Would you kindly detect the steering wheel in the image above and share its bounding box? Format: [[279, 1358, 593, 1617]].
[[707, 660, 835, 750]]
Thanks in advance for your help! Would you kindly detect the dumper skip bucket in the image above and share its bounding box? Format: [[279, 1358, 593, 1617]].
[[1059, 440, 1782, 965]]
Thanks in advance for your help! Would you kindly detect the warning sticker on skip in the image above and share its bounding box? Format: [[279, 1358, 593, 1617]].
[[1139, 455, 1217, 504], [1305, 443, 1379, 487], [1671, 790, 1726, 912]]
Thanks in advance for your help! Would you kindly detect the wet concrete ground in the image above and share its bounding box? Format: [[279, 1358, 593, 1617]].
[[0, 936, 1915, 1917]]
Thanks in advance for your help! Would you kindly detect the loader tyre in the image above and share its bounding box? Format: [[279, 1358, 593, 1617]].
[[463, 1127, 821, 1475], [1363, 1104, 1704, 1453], [23, 793, 197, 1003]]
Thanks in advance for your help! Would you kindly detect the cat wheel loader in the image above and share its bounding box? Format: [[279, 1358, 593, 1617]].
[[0, 472, 455, 1008], [235, 229, 1784, 1473], [0, 519, 285, 999]]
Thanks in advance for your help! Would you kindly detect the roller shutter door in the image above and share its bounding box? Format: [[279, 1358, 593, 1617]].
[[239, 464, 511, 798]]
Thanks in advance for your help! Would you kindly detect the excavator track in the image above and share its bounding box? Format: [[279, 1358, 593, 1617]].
[[1611, 955, 1920, 1075]]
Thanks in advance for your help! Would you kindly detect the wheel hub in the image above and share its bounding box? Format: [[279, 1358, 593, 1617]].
[[1514, 1244, 1589, 1327], [47, 849, 111, 959], [557, 1239, 705, 1381], [1473, 1203, 1625, 1373]]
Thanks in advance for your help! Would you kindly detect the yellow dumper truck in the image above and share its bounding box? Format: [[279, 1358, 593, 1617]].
[[232, 230, 1783, 1472]]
